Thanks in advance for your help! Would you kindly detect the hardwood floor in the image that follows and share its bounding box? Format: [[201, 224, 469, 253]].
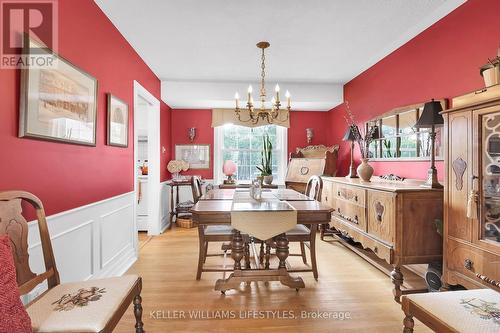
[[115, 227, 432, 333]]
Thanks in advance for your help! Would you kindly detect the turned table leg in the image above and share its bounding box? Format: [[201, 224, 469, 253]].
[[244, 241, 251, 269], [275, 233, 289, 269], [259, 241, 265, 266], [403, 314, 414, 333], [391, 265, 404, 303], [231, 230, 245, 271], [265, 242, 271, 269]]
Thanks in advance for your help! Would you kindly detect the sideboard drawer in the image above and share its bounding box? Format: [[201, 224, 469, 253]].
[[331, 218, 393, 264], [335, 184, 365, 207], [446, 238, 500, 288], [367, 191, 395, 245], [333, 199, 366, 231]]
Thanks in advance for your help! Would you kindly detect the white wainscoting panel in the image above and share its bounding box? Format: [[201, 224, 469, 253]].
[[160, 181, 171, 232], [25, 192, 137, 302]]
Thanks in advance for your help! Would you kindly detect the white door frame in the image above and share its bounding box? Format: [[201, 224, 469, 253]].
[[133, 81, 161, 243]]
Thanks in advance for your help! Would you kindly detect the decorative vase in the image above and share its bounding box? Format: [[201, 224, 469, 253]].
[[263, 175, 273, 185], [357, 158, 374, 182]]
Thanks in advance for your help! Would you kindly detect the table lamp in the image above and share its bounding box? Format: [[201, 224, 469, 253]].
[[342, 125, 359, 178], [223, 160, 237, 184], [415, 99, 444, 189]]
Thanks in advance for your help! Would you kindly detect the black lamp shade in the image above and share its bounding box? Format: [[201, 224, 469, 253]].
[[370, 125, 381, 140], [342, 125, 358, 141], [415, 100, 444, 128]]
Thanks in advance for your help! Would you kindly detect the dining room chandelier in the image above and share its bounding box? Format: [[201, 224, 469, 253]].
[[234, 41, 291, 125]]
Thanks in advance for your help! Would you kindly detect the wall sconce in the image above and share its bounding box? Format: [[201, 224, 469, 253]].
[[188, 127, 196, 142], [306, 128, 314, 144]]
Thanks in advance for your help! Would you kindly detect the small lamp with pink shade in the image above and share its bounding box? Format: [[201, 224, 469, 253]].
[[222, 160, 237, 184]]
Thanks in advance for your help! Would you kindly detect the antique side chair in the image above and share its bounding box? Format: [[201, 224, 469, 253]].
[[286, 175, 323, 279], [193, 177, 234, 280], [0, 191, 144, 333]]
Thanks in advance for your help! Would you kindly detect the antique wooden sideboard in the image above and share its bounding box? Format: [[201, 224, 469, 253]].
[[321, 177, 443, 302], [441, 84, 500, 290]]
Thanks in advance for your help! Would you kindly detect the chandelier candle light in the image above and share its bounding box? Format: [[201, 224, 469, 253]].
[[234, 41, 291, 125]]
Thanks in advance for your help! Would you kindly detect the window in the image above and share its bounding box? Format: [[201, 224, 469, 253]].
[[214, 124, 288, 184]]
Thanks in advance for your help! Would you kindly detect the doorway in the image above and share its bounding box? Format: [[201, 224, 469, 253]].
[[133, 81, 161, 254]]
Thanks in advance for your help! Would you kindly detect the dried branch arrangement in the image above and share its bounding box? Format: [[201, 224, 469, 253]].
[[343, 101, 378, 158]]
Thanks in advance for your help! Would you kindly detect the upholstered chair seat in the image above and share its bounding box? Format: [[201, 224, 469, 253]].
[[177, 200, 194, 209], [285, 224, 310, 236], [204, 225, 233, 236], [27, 275, 140, 333]]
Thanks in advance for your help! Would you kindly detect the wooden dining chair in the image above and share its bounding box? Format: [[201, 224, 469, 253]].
[[286, 175, 323, 279], [194, 179, 235, 280], [0, 191, 144, 333], [191, 175, 203, 204]]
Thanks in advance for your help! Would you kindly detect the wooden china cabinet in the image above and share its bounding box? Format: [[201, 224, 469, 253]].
[[442, 85, 500, 290]]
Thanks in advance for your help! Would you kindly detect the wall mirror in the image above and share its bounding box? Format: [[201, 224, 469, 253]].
[[366, 100, 446, 161]]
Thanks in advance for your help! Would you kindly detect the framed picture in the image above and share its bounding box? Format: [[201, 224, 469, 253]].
[[175, 144, 210, 169], [19, 37, 98, 146], [107, 94, 129, 147]]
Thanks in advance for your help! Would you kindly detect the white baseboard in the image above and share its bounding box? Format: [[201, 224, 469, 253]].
[[24, 192, 138, 303]]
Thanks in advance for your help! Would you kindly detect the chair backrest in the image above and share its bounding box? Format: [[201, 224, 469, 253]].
[[0, 191, 60, 296], [305, 175, 323, 201], [191, 176, 203, 203]]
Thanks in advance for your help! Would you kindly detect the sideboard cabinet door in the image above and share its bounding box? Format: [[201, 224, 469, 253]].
[[447, 110, 473, 242], [367, 190, 395, 246]]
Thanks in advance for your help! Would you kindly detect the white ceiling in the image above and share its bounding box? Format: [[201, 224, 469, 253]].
[[95, 0, 465, 111]]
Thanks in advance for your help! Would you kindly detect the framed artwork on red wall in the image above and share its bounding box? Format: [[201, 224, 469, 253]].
[[175, 144, 210, 169], [19, 37, 98, 146], [106, 94, 129, 147]]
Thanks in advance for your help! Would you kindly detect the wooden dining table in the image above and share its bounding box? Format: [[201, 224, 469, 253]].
[[190, 188, 333, 293]]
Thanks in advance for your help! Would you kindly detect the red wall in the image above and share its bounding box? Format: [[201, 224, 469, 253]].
[[288, 111, 330, 153], [328, 0, 500, 180], [0, 0, 170, 216], [171, 109, 215, 179], [171, 109, 330, 179]]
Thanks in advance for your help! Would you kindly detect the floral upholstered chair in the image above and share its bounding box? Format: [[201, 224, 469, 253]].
[[0, 191, 144, 333]]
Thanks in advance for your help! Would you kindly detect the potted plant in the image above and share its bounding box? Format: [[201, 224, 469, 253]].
[[480, 48, 500, 87], [257, 134, 273, 185]]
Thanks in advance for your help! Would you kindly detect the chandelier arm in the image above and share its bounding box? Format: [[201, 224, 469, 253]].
[[236, 111, 255, 123]]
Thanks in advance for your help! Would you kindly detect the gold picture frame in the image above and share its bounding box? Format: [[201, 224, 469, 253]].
[[175, 144, 210, 169], [19, 36, 98, 146]]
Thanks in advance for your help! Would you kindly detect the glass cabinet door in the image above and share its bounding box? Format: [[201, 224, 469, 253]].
[[481, 111, 500, 245]]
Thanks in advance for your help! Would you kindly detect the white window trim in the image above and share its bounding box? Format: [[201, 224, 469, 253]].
[[214, 125, 288, 185]]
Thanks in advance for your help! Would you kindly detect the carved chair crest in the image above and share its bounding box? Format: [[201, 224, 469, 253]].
[[0, 191, 59, 294]]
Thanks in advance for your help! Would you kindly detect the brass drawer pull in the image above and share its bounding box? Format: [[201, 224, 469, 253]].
[[464, 258, 500, 287], [464, 258, 473, 271], [475, 273, 500, 288]]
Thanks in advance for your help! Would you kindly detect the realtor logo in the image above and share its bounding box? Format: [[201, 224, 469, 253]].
[[1, 0, 58, 68]]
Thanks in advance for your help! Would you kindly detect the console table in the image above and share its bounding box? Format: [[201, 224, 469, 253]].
[[322, 177, 443, 302], [165, 179, 193, 228]]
